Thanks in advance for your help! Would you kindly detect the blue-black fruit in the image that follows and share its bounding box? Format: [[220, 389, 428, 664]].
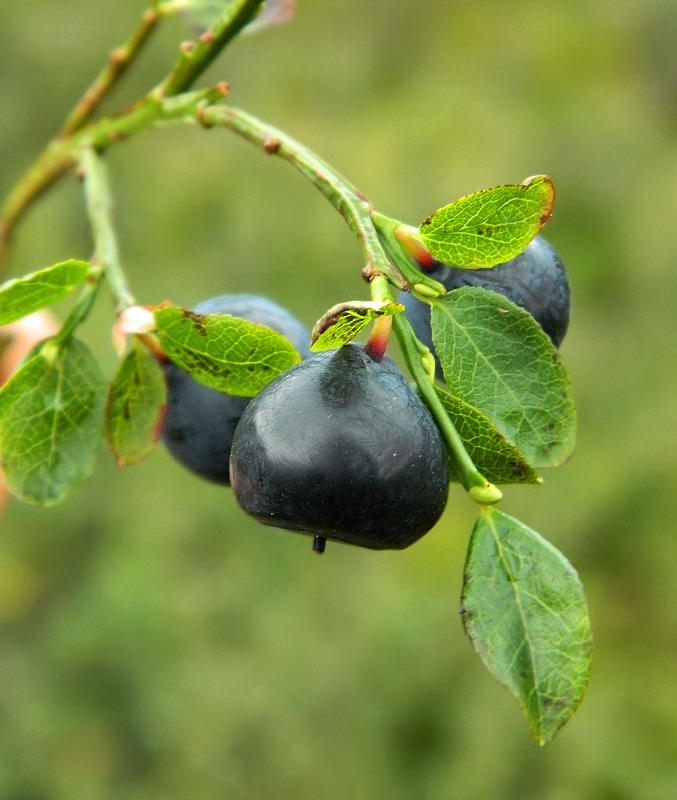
[[400, 236, 570, 363], [229, 343, 449, 550], [161, 294, 310, 484]]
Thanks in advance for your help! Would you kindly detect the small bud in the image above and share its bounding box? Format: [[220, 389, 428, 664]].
[[412, 283, 440, 300], [469, 483, 503, 506], [39, 340, 60, 365], [394, 225, 436, 271], [421, 350, 436, 381], [113, 306, 156, 355]]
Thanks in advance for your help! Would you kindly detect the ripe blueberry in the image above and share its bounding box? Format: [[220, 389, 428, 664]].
[[229, 343, 449, 550], [400, 236, 570, 367], [161, 294, 310, 484]]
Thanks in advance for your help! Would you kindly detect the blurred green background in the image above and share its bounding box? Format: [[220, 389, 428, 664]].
[[1, 0, 676, 798]]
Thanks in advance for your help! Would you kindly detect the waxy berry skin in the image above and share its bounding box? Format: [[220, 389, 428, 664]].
[[229, 343, 449, 550], [160, 294, 310, 484]]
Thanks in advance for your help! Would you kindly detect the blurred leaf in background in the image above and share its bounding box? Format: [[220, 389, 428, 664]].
[[1, 0, 676, 798]]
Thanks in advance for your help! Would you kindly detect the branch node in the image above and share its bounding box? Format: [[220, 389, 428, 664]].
[[362, 265, 381, 283], [110, 47, 127, 68], [197, 105, 214, 129], [264, 137, 281, 154]]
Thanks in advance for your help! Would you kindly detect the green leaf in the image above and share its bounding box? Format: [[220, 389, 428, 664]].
[[310, 300, 403, 352], [0, 337, 107, 505], [431, 288, 575, 467], [462, 508, 592, 744], [419, 176, 554, 267], [107, 344, 167, 467], [0, 259, 90, 325], [154, 305, 301, 396], [434, 386, 539, 485]]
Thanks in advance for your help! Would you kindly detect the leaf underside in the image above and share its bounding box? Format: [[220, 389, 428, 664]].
[[0, 259, 90, 325], [434, 386, 539, 485], [0, 337, 107, 505], [462, 507, 592, 744], [107, 345, 167, 467]]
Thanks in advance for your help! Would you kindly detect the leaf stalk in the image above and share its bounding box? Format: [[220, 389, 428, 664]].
[[392, 313, 502, 504], [79, 147, 135, 314]]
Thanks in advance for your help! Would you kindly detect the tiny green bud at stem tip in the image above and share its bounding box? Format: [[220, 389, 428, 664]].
[[421, 350, 436, 381], [469, 483, 503, 505], [412, 283, 440, 300], [40, 340, 59, 365]]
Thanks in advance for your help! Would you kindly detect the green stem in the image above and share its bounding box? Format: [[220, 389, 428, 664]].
[[79, 147, 135, 313], [60, 8, 161, 137], [1, 0, 258, 271], [369, 273, 394, 304], [199, 104, 398, 282], [56, 272, 104, 344], [160, 0, 266, 96], [0, 85, 226, 274], [393, 313, 502, 504]]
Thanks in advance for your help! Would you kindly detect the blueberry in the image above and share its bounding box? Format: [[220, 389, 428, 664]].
[[229, 343, 449, 550], [400, 236, 570, 369], [161, 294, 310, 484]]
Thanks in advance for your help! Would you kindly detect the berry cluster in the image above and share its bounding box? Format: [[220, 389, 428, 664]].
[[159, 237, 569, 553]]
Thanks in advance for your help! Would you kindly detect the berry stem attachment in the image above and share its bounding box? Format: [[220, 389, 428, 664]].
[[392, 313, 502, 505], [312, 535, 327, 555]]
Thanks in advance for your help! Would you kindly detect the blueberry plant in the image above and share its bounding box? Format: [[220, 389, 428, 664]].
[[0, 0, 591, 744]]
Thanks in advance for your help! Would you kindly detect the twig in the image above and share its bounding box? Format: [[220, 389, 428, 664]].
[[60, 9, 161, 138]]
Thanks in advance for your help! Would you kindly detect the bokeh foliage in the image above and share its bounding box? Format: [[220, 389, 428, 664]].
[[1, 0, 677, 797]]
